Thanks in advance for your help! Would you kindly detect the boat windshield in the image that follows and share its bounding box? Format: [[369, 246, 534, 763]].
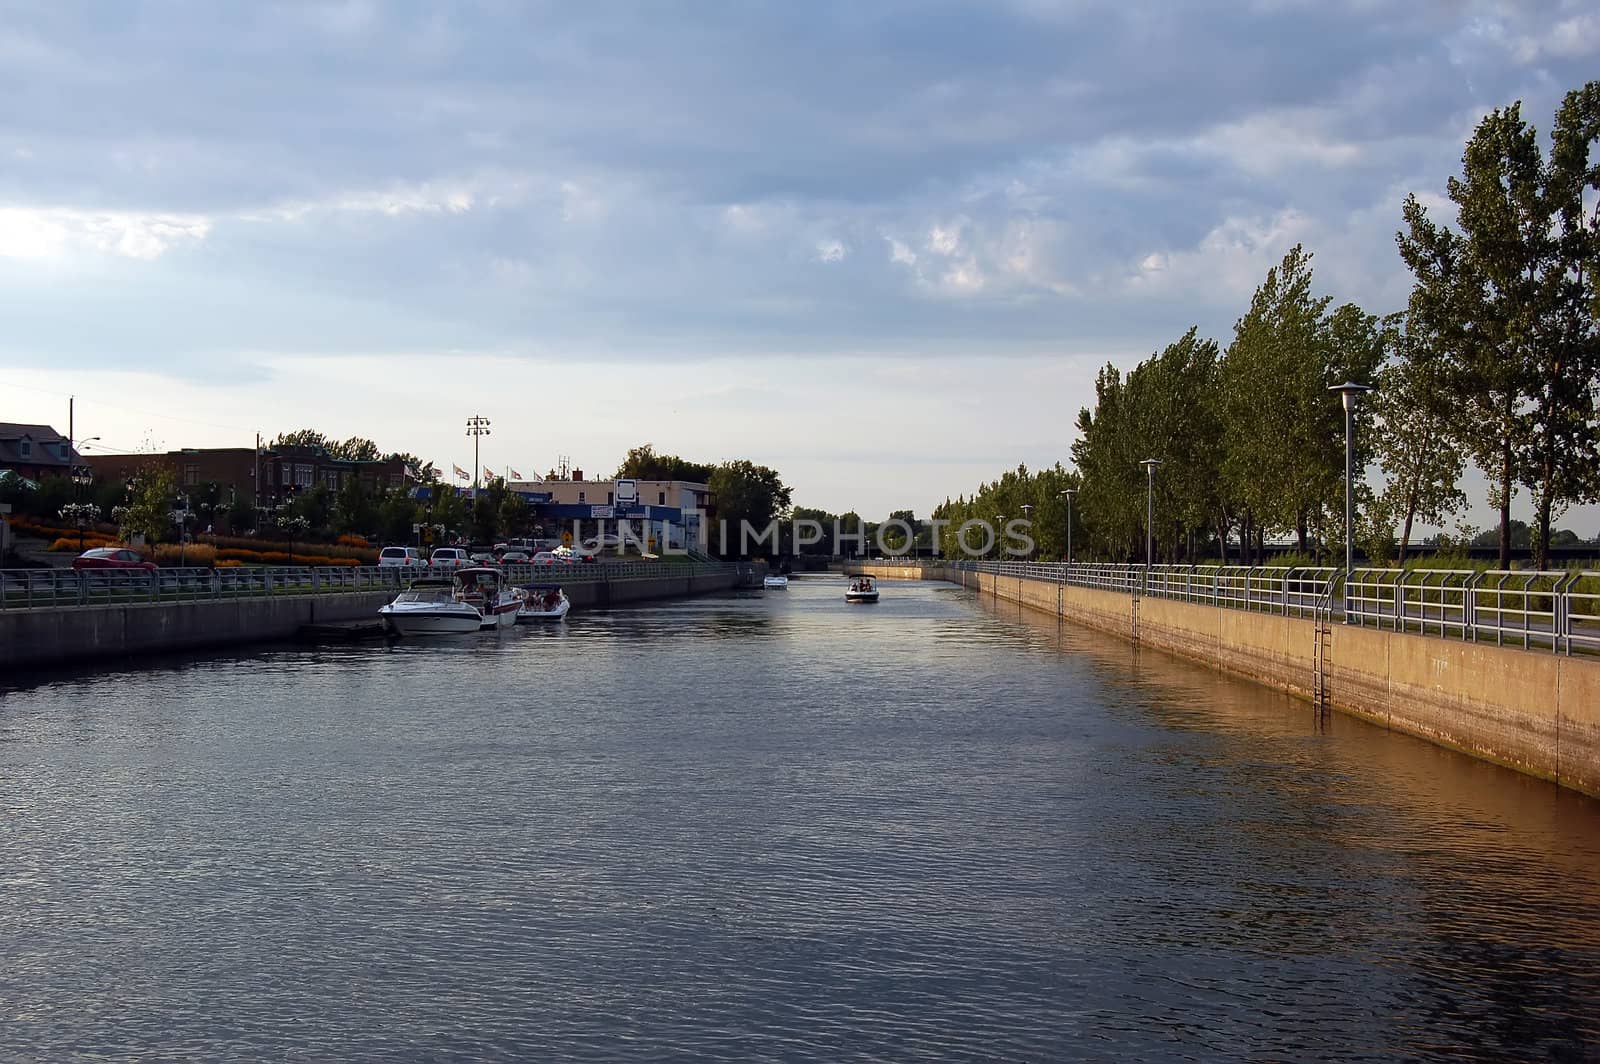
[[396, 588, 454, 604]]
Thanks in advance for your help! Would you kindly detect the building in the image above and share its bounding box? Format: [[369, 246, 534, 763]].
[[0, 423, 83, 481], [508, 476, 713, 552], [86, 444, 410, 526]]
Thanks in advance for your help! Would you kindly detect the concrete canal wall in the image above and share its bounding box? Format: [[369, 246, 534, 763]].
[[851, 563, 1600, 799], [0, 569, 749, 673]]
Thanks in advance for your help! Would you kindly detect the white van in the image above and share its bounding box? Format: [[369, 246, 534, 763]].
[[378, 546, 425, 567]]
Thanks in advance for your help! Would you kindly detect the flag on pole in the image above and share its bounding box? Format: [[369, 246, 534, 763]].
[[453, 464, 469, 481], [483, 466, 494, 482], [511, 468, 523, 480], [403, 463, 420, 480]]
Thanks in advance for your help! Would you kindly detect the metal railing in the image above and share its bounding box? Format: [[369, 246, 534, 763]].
[[0, 559, 739, 611], [849, 558, 1599, 656]]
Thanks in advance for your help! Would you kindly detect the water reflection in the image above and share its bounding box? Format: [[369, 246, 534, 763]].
[[0, 577, 1595, 1061]]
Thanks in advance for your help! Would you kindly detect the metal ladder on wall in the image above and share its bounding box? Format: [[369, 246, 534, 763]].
[[1311, 580, 1337, 722], [1130, 574, 1142, 647]]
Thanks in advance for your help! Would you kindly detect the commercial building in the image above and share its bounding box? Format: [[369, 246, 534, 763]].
[[507, 475, 713, 552]]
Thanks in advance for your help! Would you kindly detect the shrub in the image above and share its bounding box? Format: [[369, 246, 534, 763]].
[[153, 543, 218, 567], [336, 533, 370, 548], [215, 559, 244, 568]]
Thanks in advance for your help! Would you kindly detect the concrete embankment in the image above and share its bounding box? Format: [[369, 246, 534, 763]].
[[0, 569, 749, 672], [850, 563, 1600, 799]]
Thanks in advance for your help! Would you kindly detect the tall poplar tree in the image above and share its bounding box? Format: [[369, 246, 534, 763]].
[[1398, 82, 1600, 569]]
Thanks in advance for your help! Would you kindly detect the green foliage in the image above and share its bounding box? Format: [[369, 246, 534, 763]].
[[376, 490, 419, 545], [272, 429, 329, 451], [121, 465, 179, 544], [1369, 317, 1466, 560], [615, 444, 716, 484], [1397, 81, 1600, 569], [931, 463, 1079, 559], [333, 475, 377, 536], [707, 460, 792, 557], [288, 484, 333, 531]]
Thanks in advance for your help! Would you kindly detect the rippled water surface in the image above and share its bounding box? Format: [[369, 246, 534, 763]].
[[3, 578, 1599, 1061]]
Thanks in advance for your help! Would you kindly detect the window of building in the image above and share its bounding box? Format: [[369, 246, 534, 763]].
[[607, 491, 614, 504], [281, 464, 292, 486], [59, 442, 71, 460], [294, 463, 315, 488], [184, 464, 199, 487], [322, 469, 340, 489], [658, 491, 666, 505], [578, 491, 586, 502], [18, 439, 30, 458]]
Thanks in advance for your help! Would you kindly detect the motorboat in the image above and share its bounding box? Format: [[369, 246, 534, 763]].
[[845, 575, 879, 603], [379, 578, 484, 635], [379, 568, 520, 636], [515, 583, 571, 622], [456, 567, 523, 629], [763, 573, 789, 589]]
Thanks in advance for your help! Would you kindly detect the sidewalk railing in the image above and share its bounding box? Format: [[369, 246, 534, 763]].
[[849, 558, 1599, 656], [0, 560, 738, 611]]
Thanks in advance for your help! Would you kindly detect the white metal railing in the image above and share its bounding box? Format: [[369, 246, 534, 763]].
[[850, 558, 1598, 656], [0, 559, 739, 611]]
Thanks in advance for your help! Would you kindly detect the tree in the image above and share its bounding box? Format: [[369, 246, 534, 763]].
[[615, 444, 716, 484], [1370, 318, 1466, 561], [272, 429, 330, 451], [707, 460, 792, 557], [332, 436, 381, 462], [120, 465, 179, 544], [1398, 82, 1600, 569], [376, 490, 419, 545], [333, 475, 377, 536], [288, 484, 333, 534]]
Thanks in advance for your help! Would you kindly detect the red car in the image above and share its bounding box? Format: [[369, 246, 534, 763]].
[[72, 547, 157, 571]]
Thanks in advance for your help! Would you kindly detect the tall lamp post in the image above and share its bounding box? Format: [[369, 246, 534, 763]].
[[466, 415, 491, 494], [1020, 503, 1034, 559], [1060, 489, 1076, 565], [1140, 459, 1162, 568], [993, 515, 1005, 560], [1329, 382, 1371, 583], [70, 467, 94, 551]]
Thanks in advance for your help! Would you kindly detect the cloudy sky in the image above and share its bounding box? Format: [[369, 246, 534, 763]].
[[2, 0, 1597, 530]]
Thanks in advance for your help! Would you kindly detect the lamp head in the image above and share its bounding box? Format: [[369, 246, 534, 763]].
[[1329, 381, 1371, 412]]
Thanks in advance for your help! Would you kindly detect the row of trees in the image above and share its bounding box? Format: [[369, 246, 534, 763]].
[[930, 81, 1600, 570]]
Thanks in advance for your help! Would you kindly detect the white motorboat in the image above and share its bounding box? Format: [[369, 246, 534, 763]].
[[379, 568, 521, 636], [515, 583, 571, 622], [845, 575, 879, 603], [763, 573, 789, 589]]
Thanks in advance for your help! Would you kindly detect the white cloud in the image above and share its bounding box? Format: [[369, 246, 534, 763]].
[[815, 239, 846, 263], [0, 206, 211, 261], [884, 234, 918, 266]]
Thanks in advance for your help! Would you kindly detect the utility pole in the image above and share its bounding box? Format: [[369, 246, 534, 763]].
[[465, 415, 491, 493]]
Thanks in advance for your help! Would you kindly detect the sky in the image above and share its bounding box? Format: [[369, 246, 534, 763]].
[[2, 0, 1598, 533]]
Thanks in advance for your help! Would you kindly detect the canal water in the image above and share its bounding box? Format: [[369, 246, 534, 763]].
[[2, 578, 1597, 1061]]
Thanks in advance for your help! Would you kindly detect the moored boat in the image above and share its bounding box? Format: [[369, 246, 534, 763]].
[[845, 576, 879, 603], [515, 583, 571, 622], [379, 568, 521, 636], [763, 573, 789, 589]]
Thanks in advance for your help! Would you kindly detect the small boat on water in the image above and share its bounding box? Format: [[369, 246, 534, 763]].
[[379, 568, 521, 636], [845, 575, 879, 603], [763, 573, 789, 589], [515, 583, 571, 622]]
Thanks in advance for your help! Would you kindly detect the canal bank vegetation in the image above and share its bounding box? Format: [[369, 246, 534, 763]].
[[934, 80, 1600, 570]]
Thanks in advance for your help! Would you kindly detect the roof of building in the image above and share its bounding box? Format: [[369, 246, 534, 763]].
[[0, 423, 78, 468]]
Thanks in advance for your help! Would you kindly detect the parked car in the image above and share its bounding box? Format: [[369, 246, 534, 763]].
[[378, 546, 425, 568], [429, 547, 471, 569], [531, 551, 558, 566], [583, 533, 624, 551], [468, 549, 498, 567], [499, 550, 531, 564], [72, 547, 157, 572]]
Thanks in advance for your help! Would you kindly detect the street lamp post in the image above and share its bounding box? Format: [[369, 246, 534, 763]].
[[1329, 382, 1371, 584], [1140, 459, 1162, 569], [466, 415, 491, 494], [1060, 489, 1076, 565], [993, 515, 1005, 560], [1020, 503, 1034, 559], [71, 467, 94, 551]]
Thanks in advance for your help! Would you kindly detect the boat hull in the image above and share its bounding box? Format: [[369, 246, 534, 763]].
[[844, 591, 879, 603], [379, 606, 484, 635], [517, 599, 571, 623]]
